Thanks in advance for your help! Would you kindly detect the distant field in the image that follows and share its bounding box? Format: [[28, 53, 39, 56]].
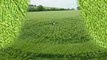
[[20, 11, 90, 44], [0, 11, 107, 60]]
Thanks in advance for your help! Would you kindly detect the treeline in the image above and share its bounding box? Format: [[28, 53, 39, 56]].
[[28, 5, 76, 12]]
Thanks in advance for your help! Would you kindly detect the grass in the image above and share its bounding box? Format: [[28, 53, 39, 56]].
[[0, 11, 107, 60], [19, 11, 90, 44]]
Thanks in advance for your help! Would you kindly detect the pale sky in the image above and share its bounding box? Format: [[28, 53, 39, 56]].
[[29, 0, 78, 9]]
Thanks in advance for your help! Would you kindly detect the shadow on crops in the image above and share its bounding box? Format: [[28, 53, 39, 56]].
[[17, 11, 92, 44], [0, 47, 107, 60]]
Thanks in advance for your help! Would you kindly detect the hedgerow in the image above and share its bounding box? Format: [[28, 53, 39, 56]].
[[0, 0, 28, 48], [79, 0, 107, 48]]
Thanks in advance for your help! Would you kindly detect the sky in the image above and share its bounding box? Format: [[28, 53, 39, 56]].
[[29, 0, 78, 9]]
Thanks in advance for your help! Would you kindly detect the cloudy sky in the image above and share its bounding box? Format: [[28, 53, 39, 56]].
[[29, 0, 78, 9]]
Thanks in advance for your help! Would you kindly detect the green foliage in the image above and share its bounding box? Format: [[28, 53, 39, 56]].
[[0, 10, 107, 60], [1, 0, 107, 59], [0, 0, 28, 48], [28, 5, 72, 12], [77, 6, 80, 10], [37, 5, 45, 11], [19, 11, 90, 44], [0, 47, 107, 60], [79, 0, 107, 48]]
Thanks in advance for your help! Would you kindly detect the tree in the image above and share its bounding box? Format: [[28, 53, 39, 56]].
[[34, 5, 36, 7], [50, 8, 57, 11], [77, 6, 80, 10], [37, 5, 45, 11], [71, 8, 75, 10], [59, 8, 65, 10], [29, 4, 33, 7]]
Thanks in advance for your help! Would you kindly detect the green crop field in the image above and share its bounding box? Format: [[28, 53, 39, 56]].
[[0, 11, 107, 60]]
